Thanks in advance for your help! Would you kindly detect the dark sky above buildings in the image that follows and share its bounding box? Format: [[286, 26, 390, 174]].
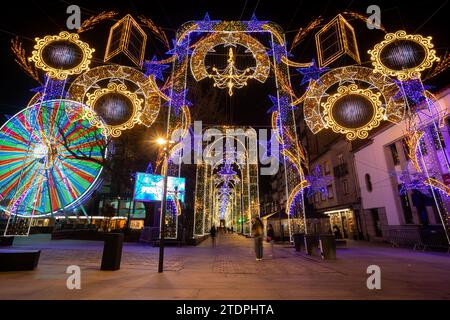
[[0, 0, 448, 124]]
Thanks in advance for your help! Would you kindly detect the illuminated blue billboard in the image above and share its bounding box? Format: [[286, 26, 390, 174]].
[[133, 172, 186, 203]]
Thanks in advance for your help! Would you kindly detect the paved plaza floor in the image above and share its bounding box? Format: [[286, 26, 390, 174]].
[[0, 232, 449, 299]]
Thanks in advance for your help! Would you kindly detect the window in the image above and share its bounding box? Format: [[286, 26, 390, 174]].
[[327, 185, 334, 199], [314, 193, 319, 204], [320, 192, 326, 201], [365, 174, 373, 192], [389, 143, 400, 165], [398, 184, 413, 224], [343, 179, 349, 195], [324, 161, 331, 174], [370, 209, 383, 237]]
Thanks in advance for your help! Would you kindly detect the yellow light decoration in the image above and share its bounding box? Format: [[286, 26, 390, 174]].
[[281, 56, 313, 68], [190, 31, 270, 93], [368, 30, 440, 81], [321, 84, 384, 140], [285, 180, 310, 215], [11, 37, 41, 83], [104, 14, 147, 67], [68, 65, 165, 129], [424, 178, 450, 197], [209, 47, 254, 96], [29, 31, 94, 80], [304, 66, 406, 136], [84, 82, 143, 137], [77, 11, 117, 34], [315, 14, 360, 68], [404, 130, 425, 172]]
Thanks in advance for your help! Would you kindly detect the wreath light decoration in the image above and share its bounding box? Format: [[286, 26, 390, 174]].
[[29, 31, 94, 80], [368, 30, 440, 81], [321, 84, 384, 140], [85, 82, 143, 137]]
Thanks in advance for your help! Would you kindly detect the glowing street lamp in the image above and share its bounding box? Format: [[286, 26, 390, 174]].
[[156, 137, 174, 273]]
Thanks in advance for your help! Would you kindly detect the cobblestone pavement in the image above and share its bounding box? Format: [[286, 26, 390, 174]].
[[0, 232, 449, 299]]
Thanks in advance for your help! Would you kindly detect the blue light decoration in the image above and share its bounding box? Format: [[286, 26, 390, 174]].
[[217, 163, 237, 183], [143, 55, 169, 81], [392, 171, 432, 196], [268, 43, 293, 63], [305, 165, 334, 197], [31, 75, 67, 100], [197, 12, 220, 31], [245, 14, 268, 31], [267, 94, 296, 121], [167, 88, 192, 116], [145, 162, 154, 174], [297, 58, 329, 86], [166, 38, 192, 63], [394, 78, 431, 106]]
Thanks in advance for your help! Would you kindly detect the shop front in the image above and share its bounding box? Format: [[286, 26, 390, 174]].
[[324, 208, 357, 240]]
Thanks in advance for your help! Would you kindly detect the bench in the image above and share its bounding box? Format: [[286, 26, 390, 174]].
[[0, 249, 41, 271]]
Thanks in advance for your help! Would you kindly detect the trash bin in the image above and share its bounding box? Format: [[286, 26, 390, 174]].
[[0, 236, 14, 246], [292, 233, 304, 252], [304, 234, 320, 256], [319, 234, 336, 260], [101, 233, 124, 271]]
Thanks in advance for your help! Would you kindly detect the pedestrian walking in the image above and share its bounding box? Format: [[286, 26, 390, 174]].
[[266, 223, 275, 257], [210, 225, 217, 247], [252, 217, 264, 261]]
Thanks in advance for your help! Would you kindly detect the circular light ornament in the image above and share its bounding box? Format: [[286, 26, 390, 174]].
[[85, 82, 143, 137], [0, 100, 106, 217], [67, 65, 163, 133], [368, 30, 439, 81], [322, 84, 384, 140], [303, 66, 406, 138], [29, 31, 94, 80]]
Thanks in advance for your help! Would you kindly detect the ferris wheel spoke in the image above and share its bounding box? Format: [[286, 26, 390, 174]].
[[0, 100, 105, 217]]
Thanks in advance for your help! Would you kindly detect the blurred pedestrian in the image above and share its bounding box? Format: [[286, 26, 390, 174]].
[[210, 225, 217, 247], [252, 217, 264, 261]]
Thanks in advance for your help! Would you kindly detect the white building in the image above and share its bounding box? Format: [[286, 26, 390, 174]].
[[353, 87, 450, 244]]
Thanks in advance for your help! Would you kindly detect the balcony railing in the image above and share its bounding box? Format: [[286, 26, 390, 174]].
[[333, 163, 348, 178]]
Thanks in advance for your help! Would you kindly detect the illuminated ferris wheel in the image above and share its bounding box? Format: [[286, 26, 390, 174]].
[[0, 99, 106, 217]]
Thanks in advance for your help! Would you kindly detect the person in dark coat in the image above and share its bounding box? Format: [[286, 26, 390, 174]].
[[267, 224, 275, 256], [252, 217, 264, 260], [210, 225, 217, 247]]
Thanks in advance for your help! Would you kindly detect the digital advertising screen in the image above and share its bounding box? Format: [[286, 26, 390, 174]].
[[133, 172, 186, 203]]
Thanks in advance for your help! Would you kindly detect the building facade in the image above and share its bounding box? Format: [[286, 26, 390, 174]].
[[353, 88, 450, 244]]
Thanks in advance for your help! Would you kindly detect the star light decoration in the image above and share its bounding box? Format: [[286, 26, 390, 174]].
[[245, 14, 268, 31], [297, 58, 329, 86], [167, 38, 192, 63], [143, 55, 169, 81], [305, 165, 334, 197], [268, 43, 292, 63], [217, 163, 238, 183], [267, 94, 296, 120], [167, 89, 192, 115], [197, 13, 220, 31]]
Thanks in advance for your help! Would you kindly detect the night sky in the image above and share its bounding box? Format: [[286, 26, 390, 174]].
[[0, 0, 448, 123]]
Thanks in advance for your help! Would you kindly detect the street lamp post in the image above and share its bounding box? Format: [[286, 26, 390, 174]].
[[157, 137, 172, 273]]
